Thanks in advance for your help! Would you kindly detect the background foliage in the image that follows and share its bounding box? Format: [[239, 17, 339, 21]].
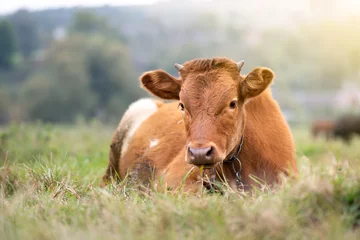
[[0, 2, 359, 124]]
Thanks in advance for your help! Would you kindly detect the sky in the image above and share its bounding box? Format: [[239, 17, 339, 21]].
[[0, 0, 162, 14], [1, 0, 360, 15]]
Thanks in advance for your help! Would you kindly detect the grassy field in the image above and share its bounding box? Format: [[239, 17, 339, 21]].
[[0, 122, 359, 239]]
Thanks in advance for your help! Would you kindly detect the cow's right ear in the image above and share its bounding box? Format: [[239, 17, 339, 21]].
[[140, 70, 182, 100]]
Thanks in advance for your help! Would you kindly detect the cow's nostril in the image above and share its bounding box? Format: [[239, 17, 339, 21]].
[[205, 146, 214, 158], [188, 147, 195, 160]]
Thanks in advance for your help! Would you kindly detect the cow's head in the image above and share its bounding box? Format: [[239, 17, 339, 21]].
[[140, 58, 274, 167]]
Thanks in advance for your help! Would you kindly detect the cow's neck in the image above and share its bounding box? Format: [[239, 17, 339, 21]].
[[225, 89, 282, 188]]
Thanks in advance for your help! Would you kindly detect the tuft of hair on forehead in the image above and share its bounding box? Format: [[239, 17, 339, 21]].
[[181, 57, 239, 76]]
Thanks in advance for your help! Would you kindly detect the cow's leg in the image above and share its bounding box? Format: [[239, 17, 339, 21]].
[[100, 98, 162, 187], [100, 130, 124, 187], [161, 156, 203, 193]]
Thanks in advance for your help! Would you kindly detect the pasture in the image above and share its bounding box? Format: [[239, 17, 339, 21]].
[[0, 122, 359, 239]]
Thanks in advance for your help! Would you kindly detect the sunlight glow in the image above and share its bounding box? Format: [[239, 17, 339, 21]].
[[1, 0, 360, 16], [0, 0, 162, 13]]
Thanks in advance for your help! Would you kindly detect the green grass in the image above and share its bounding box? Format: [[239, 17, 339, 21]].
[[1, 123, 359, 239]]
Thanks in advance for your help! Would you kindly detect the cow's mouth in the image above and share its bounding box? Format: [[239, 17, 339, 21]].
[[195, 163, 216, 169]]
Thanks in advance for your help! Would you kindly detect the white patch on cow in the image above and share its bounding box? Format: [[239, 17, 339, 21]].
[[121, 98, 159, 157], [149, 139, 159, 148]]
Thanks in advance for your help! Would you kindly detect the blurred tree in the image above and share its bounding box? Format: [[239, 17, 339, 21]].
[[18, 10, 142, 123], [70, 10, 109, 34], [69, 10, 124, 41], [20, 38, 97, 122], [85, 35, 137, 108], [0, 20, 17, 70], [21, 34, 140, 122], [9, 9, 39, 59]]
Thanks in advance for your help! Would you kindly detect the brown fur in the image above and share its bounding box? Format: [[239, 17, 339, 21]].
[[333, 114, 360, 143], [102, 57, 297, 192], [311, 120, 335, 141]]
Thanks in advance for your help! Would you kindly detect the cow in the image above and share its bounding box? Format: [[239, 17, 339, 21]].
[[311, 120, 335, 140], [333, 114, 360, 143], [101, 57, 298, 192]]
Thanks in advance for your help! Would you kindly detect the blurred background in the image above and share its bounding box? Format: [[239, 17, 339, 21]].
[[0, 0, 359, 125]]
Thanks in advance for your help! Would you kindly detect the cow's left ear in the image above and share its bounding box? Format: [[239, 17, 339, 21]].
[[140, 70, 182, 100], [240, 67, 274, 101]]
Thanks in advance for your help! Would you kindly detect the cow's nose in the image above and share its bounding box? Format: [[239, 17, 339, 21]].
[[187, 146, 216, 165]]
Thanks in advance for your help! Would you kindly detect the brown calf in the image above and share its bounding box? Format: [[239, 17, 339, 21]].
[[311, 120, 335, 140], [102, 57, 297, 192]]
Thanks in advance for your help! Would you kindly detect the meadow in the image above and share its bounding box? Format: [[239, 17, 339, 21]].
[[0, 122, 359, 239]]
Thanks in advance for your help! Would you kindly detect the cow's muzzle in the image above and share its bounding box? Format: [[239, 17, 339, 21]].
[[187, 142, 220, 166]]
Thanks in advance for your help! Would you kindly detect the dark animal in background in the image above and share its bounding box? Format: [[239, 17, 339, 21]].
[[311, 120, 335, 140], [333, 114, 360, 143]]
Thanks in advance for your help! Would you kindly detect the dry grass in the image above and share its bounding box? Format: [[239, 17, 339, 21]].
[[0, 123, 359, 239]]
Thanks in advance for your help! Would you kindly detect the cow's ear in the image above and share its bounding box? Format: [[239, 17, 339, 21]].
[[240, 67, 274, 101], [140, 70, 182, 100]]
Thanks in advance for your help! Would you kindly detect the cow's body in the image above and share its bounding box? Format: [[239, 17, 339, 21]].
[[333, 114, 360, 143], [311, 120, 335, 140], [102, 58, 297, 191]]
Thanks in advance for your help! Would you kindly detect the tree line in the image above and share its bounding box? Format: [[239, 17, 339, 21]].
[[0, 5, 359, 124]]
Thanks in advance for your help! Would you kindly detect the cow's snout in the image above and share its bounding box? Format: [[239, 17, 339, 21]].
[[187, 142, 218, 166]]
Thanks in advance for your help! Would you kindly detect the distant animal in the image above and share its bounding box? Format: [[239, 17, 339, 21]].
[[333, 114, 360, 143], [101, 57, 298, 192], [311, 120, 335, 140]]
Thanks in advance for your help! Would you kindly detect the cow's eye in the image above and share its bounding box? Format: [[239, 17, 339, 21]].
[[178, 102, 185, 111], [229, 100, 237, 109]]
